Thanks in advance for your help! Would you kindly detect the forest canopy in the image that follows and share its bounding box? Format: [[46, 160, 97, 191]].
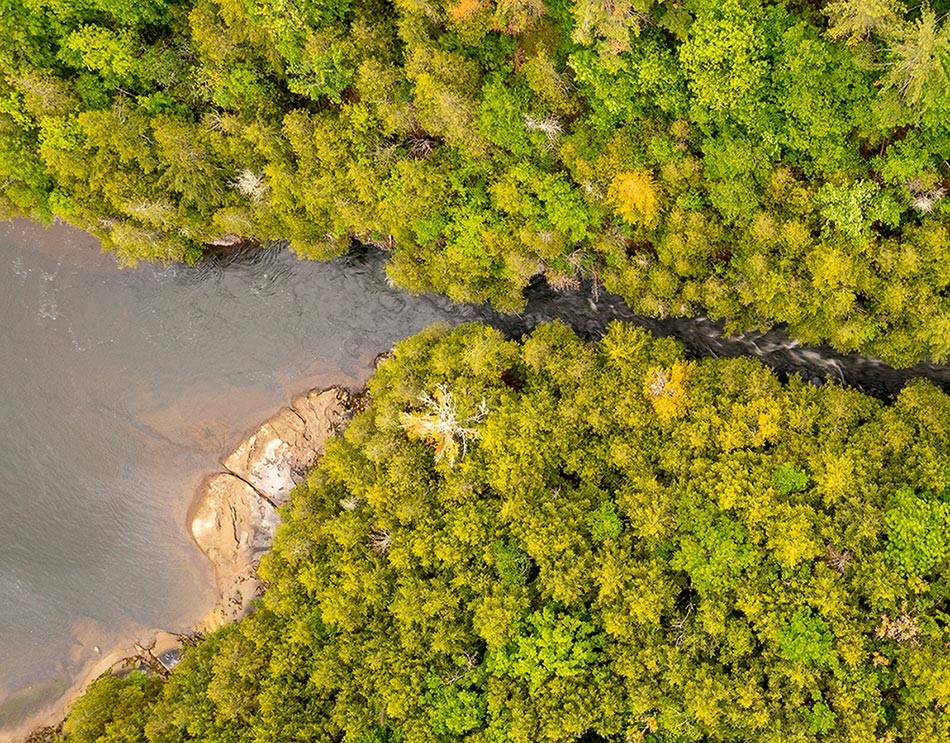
[[2, 0, 950, 365], [60, 322, 950, 742]]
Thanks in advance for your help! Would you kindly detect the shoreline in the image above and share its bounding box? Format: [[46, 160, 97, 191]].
[[4, 628, 187, 743], [17, 386, 353, 743], [188, 385, 352, 632]]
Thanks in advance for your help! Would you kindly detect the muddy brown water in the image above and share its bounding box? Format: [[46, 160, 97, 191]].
[[0, 219, 946, 739]]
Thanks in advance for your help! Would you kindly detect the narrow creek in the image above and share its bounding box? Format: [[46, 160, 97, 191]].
[[0, 219, 945, 738]]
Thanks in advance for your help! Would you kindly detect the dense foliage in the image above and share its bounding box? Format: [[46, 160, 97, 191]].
[[61, 322, 950, 742], [2, 0, 950, 364]]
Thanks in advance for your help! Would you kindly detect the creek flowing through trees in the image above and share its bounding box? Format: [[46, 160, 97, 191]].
[[0, 219, 946, 737]]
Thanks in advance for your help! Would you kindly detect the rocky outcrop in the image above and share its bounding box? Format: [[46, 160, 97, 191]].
[[190, 473, 279, 629], [223, 387, 350, 506], [191, 387, 351, 630]]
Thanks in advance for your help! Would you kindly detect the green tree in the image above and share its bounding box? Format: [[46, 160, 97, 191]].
[[881, 4, 950, 121], [63, 672, 162, 743]]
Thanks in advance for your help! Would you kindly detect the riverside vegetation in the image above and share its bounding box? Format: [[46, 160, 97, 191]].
[[2, 0, 950, 364], [6, 0, 950, 738], [56, 322, 950, 742]]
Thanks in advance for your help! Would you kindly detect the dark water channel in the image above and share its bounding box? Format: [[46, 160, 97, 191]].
[[0, 219, 945, 738], [516, 280, 950, 399]]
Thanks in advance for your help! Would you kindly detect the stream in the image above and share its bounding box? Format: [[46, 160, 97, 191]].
[[0, 219, 945, 739]]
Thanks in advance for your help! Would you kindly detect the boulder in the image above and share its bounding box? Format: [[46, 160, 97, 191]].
[[193, 387, 351, 630]]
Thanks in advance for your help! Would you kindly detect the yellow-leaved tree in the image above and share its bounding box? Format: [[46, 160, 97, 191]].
[[609, 170, 661, 228], [643, 361, 693, 420]]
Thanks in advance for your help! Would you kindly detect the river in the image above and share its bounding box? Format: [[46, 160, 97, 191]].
[[0, 219, 946, 739], [0, 220, 500, 738]]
